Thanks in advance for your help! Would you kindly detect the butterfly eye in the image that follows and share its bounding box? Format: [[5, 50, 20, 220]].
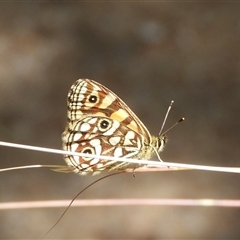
[[157, 135, 167, 152], [98, 119, 112, 131], [88, 95, 98, 103]]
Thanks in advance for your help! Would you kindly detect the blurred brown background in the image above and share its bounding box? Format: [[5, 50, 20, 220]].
[[0, 2, 240, 239]]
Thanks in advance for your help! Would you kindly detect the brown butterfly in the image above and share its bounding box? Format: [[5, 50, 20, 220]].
[[61, 79, 167, 175]]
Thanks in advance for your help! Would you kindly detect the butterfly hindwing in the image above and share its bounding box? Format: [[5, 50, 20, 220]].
[[62, 115, 144, 175]]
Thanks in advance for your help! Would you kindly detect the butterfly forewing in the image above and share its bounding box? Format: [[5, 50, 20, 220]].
[[67, 79, 151, 140]]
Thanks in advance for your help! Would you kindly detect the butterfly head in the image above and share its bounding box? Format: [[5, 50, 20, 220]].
[[158, 134, 168, 152], [144, 134, 168, 161]]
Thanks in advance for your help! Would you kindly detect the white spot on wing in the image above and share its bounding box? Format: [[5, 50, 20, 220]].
[[124, 130, 135, 145], [126, 130, 135, 139], [80, 86, 88, 94], [90, 139, 101, 146], [71, 143, 79, 152], [73, 132, 82, 141], [90, 158, 100, 165], [109, 136, 121, 145], [88, 117, 98, 124], [80, 123, 91, 132], [81, 163, 89, 169], [90, 139, 102, 155], [114, 147, 123, 157]]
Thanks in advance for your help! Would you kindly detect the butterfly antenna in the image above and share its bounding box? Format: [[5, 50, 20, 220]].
[[159, 100, 174, 136], [161, 117, 185, 136]]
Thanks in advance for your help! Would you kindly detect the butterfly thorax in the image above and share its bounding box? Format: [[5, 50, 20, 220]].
[[136, 134, 167, 159]]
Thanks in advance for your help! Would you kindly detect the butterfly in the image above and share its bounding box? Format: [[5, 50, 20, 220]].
[[61, 79, 167, 175]]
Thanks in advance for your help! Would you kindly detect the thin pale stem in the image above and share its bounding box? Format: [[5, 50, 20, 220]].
[[1, 199, 240, 209]]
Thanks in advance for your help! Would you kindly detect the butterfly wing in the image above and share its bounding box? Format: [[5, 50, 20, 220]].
[[62, 116, 145, 175], [66, 79, 152, 142], [62, 79, 156, 175]]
